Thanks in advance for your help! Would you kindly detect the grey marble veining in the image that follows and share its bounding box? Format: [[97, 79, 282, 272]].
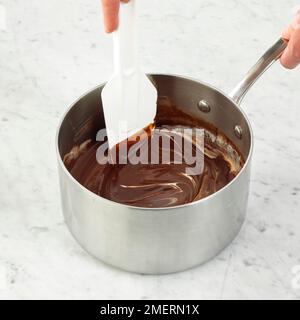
[[0, 0, 300, 299]]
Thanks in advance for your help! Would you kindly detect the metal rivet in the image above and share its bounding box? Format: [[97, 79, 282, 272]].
[[198, 100, 211, 113], [234, 125, 243, 139]]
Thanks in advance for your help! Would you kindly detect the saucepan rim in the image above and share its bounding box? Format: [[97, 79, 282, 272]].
[[55, 73, 254, 211]]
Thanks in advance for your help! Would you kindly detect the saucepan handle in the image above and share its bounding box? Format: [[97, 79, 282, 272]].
[[229, 38, 288, 105]]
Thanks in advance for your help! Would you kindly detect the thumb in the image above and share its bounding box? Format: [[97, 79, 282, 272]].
[[280, 28, 300, 69]]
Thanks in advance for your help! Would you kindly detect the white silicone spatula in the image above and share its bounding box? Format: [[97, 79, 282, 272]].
[[101, 0, 157, 149]]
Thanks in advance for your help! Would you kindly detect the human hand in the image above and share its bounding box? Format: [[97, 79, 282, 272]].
[[101, 0, 130, 33], [281, 10, 300, 69]]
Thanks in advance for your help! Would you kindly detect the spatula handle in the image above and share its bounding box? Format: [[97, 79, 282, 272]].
[[113, 0, 138, 75]]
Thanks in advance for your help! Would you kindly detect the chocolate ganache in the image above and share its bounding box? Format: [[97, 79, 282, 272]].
[[63, 99, 244, 208]]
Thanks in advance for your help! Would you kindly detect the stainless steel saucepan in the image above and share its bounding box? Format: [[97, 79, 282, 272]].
[[56, 38, 287, 274]]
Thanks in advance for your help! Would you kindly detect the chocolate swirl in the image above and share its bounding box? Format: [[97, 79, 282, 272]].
[[64, 103, 244, 208]]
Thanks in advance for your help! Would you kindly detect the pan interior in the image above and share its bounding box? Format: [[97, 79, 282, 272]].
[[58, 75, 252, 207]]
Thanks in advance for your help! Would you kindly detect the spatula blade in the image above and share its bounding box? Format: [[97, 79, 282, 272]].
[[101, 71, 157, 149]]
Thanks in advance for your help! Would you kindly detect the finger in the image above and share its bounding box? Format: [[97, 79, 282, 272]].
[[280, 28, 300, 69], [102, 0, 120, 33], [282, 25, 293, 40], [282, 11, 300, 39], [291, 12, 300, 30]]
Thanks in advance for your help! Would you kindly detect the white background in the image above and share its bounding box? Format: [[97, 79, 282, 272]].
[[0, 0, 300, 299]]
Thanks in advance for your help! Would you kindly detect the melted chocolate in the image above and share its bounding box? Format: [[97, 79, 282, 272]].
[[64, 100, 244, 208]]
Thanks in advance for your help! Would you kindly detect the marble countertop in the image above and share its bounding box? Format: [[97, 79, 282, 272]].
[[0, 0, 300, 300]]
